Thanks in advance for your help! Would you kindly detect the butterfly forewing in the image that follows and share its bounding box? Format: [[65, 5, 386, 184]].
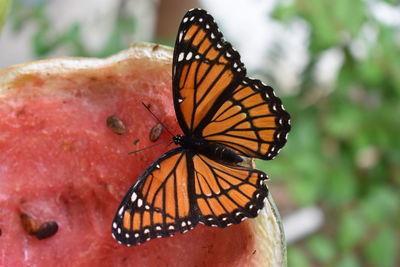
[[112, 148, 197, 246], [192, 154, 268, 227], [201, 78, 291, 160], [173, 8, 245, 134]]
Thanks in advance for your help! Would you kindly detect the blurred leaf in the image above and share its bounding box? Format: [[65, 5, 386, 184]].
[[306, 235, 336, 263], [324, 161, 357, 205], [360, 186, 399, 225], [283, 0, 366, 52], [287, 247, 311, 267], [323, 102, 363, 140], [332, 0, 365, 36], [381, 0, 399, 4], [356, 50, 385, 88], [271, 3, 297, 22], [290, 178, 320, 205], [0, 0, 12, 31], [337, 210, 367, 250], [364, 228, 398, 267], [380, 26, 400, 95], [336, 56, 356, 95], [336, 253, 361, 267]]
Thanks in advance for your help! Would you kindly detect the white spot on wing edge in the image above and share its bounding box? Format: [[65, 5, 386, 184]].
[[118, 207, 124, 216], [131, 192, 137, 202], [137, 198, 143, 208], [112, 222, 117, 229], [178, 52, 184, 62]]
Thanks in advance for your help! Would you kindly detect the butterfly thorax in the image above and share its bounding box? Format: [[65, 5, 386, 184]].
[[173, 135, 243, 164]]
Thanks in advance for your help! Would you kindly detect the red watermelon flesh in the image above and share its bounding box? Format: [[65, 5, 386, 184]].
[[0, 43, 283, 267]]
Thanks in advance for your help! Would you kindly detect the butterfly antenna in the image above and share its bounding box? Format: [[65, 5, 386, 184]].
[[128, 140, 171, 155], [142, 102, 175, 137]]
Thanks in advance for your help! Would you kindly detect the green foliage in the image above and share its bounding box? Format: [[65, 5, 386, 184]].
[[307, 235, 336, 263], [0, 0, 12, 31], [9, 0, 137, 57], [364, 228, 397, 267], [287, 247, 311, 267], [337, 253, 361, 267], [337, 210, 366, 250], [268, 0, 400, 265]]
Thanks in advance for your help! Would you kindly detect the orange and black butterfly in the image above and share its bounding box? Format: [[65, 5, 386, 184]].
[[112, 8, 290, 246]]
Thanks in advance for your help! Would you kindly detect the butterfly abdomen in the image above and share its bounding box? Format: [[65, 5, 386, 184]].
[[173, 135, 242, 164]]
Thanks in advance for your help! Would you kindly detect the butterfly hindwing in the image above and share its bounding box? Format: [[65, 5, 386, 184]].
[[112, 148, 197, 246], [173, 8, 245, 134], [201, 77, 291, 160], [192, 154, 268, 227]]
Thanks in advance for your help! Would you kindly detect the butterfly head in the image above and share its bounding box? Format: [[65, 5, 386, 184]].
[[172, 135, 184, 146], [173, 134, 197, 149]]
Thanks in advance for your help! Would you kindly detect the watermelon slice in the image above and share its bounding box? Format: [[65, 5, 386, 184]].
[[0, 43, 285, 266]]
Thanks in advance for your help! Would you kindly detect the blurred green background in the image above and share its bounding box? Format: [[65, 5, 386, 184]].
[[1, 0, 399, 266], [265, 1, 400, 266]]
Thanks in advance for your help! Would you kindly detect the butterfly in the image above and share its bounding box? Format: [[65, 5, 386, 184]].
[[112, 8, 291, 246]]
